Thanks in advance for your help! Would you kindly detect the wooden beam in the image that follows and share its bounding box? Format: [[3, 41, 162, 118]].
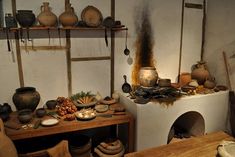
[[12, 0, 24, 87], [71, 56, 111, 61], [20, 46, 66, 51], [66, 30, 72, 96], [110, 0, 115, 96]]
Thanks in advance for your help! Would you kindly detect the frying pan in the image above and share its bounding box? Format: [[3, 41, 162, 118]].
[[122, 75, 132, 93]]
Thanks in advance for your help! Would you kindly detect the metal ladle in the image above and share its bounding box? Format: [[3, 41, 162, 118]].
[[124, 29, 130, 56]]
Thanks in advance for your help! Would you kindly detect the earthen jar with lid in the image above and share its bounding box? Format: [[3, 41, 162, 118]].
[[191, 61, 210, 85], [59, 3, 78, 27], [37, 2, 57, 27]]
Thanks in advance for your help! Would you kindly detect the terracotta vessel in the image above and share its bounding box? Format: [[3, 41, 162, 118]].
[[59, 3, 78, 27], [204, 78, 216, 89], [191, 61, 210, 85], [16, 10, 35, 27], [12, 87, 40, 111], [139, 67, 158, 87], [179, 72, 191, 87], [37, 2, 57, 27]]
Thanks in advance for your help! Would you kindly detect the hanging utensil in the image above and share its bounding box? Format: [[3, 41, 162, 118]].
[[122, 75, 132, 93], [58, 27, 61, 47], [124, 29, 130, 56], [47, 28, 50, 45], [104, 28, 108, 47], [5, 28, 11, 52], [9, 39, 15, 62], [19, 27, 24, 43]]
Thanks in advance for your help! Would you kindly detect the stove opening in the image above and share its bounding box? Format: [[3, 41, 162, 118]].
[[167, 111, 205, 144]]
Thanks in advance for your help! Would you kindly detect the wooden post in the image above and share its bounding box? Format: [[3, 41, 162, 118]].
[[110, 0, 115, 96], [12, 0, 24, 87], [66, 30, 72, 96]]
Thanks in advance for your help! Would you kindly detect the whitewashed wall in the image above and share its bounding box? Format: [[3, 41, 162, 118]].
[[205, 0, 235, 90], [0, 0, 204, 110]]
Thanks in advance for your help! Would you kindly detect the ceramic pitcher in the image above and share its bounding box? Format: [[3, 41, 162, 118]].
[[37, 2, 57, 27], [59, 3, 78, 27]]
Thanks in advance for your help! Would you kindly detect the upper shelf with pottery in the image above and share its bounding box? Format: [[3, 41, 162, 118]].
[[1, 2, 127, 34]]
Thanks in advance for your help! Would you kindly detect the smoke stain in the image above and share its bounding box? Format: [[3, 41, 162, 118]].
[[132, 1, 156, 86]]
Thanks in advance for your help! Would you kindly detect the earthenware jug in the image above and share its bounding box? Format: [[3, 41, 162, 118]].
[[0, 119, 18, 157], [12, 87, 40, 111], [37, 2, 57, 27], [59, 3, 78, 27], [139, 67, 158, 87], [191, 61, 210, 85]]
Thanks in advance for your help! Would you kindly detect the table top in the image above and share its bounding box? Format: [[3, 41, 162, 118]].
[[125, 131, 235, 157], [4, 104, 133, 141]]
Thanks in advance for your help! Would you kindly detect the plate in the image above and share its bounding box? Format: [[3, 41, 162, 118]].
[[41, 118, 59, 126], [81, 5, 103, 27], [218, 141, 235, 157], [73, 100, 97, 108], [75, 109, 96, 120], [95, 104, 109, 113], [100, 98, 117, 105]]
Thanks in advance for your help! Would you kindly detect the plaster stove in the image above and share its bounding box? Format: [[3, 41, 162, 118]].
[[120, 90, 229, 151]]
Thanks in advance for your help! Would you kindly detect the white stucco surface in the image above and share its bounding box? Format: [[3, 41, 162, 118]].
[[120, 91, 229, 151]]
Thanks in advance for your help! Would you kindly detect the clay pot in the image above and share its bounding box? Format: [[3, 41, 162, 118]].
[[204, 79, 216, 89], [0, 119, 18, 157], [37, 2, 57, 27], [18, 109, 33, 124], [139, 67, 158, 87], [191, 61, 210, 85], [179, 72, 191, 87], [12, 87, 40, 112], [59, 3, 78, 27], [68, 134, 92, 157], [16, 10, 36, 27]]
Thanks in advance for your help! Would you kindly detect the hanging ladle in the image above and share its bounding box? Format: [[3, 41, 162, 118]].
[[124, 29, 130, 56]]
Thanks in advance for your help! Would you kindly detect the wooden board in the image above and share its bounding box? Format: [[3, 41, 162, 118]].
[[125, 131, 234, 157]]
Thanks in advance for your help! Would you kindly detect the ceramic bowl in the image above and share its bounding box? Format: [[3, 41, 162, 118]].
[[46, 100, 57, 110], [18, 109, 33, 124], [35, 108, 46, 118]]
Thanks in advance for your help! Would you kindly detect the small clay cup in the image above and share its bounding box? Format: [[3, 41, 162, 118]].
[[46, 100, 57, 110], [18, 109, 33, 124], [35, 108, 46, 118]]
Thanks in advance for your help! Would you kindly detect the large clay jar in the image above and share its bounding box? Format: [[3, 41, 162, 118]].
[[12, 87, 40, 112], [139, 67, 158, 87], [37, 2, 57, 27], [191, 61, 210, 85], [16, 10, 36, 27], [59, 3, 78, 27]]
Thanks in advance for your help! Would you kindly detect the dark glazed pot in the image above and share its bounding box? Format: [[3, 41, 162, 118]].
[[12, 87, 40, 112], [16, 10, 36, 27]]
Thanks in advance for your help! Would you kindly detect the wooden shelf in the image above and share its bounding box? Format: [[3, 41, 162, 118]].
[[2, 25, 127, 31], [5, 105, 134, 152]]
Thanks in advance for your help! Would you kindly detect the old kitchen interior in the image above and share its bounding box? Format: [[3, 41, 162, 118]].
[[0, 0, 235, 157]]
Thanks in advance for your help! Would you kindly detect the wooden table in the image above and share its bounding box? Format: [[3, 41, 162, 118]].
[[5, 109, 134, 152], [125, 131, 234, 157]]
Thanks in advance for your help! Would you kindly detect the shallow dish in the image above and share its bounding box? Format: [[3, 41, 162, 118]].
[[73, 100, 97, 108], [218, 141, 235, 157], [95, 104, 109, 113], [41, 118, 59, 126], [75, 109, 96, 121], [100, 99, 117, 105]]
